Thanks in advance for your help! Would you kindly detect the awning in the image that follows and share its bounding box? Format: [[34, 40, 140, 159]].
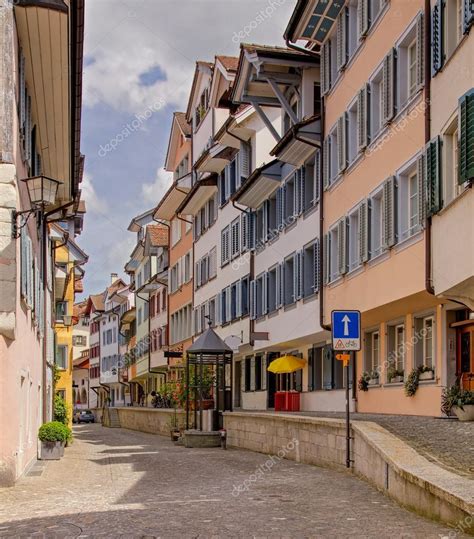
[[177, 175, 217, 216], [154, 174, 191, 221], [270, 116, 321, 166], [195, 144, 237, 173], [233, 160, 282, 209]]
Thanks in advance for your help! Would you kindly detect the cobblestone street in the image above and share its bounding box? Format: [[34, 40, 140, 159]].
[[0, 425, 466, 538]]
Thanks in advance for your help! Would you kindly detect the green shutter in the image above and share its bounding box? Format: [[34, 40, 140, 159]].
[[431, 0, 444, 76], [425, 137, 442, 215], [459, 89, 474, 184]]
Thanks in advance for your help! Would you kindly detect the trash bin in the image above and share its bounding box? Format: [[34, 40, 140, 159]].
[[287, 391, 300, 412]]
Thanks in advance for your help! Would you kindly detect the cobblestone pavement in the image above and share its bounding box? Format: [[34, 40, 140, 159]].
[[282, 412, 474, 479], [0, 425, 467, 538]]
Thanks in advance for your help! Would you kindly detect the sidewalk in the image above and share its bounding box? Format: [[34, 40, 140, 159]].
[[280, 411, 474, 479]]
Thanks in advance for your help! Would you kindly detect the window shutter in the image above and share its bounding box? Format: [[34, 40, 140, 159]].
[[336, 8, 347, 72], [262, 273, 268, 315], [358, 0, 369, 39], [216, 293, 222, 326], [321, 41, 330, 95], [359, 200, 369, 263], [314, 151, 321, 203], [210, 247, 217, 278], [337, 114, 347, 173], [313, 240, 320, 293], [299, 167, 305, 214], [382, 176, 397, 249], [294, 251, 303, 300], [459, 90, 474, 184], [425, 136, 442, 215], [357, 85, 369, 151], [276, 187, 283, 227], [323, 138, 329, 190], [416, 13, 424, 88], [239, 142, 250, 183], [261, 355, 267, 391], [241, 212, 248, 251], [20, 224, 27, 299], [19, 52, 26, 131], [416, 154, 426, 226], [281, 183, 287, 224], [324, 233, 330, 284], [276, 263, 282, 308], [382, 50, 396, 125], [225, 166, 231, 200], [27, 236, 34, 308], [431, 0, 444, 76], [25, 95, 32, 166], [463, 0, 474, 34], [195, 261, 201, 288], [250, 280, 256, 320], [236, 280, 242, 318], [308, 348, 314, 391], [337, 218, 347, 275], [249, 211, 256, 249]]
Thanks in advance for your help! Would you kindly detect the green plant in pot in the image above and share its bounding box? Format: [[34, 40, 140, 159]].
[[358, 372, 371, 392], [38, 421, 67, 460], [387, 364, 404, 383], [442, 385, 474, 421]]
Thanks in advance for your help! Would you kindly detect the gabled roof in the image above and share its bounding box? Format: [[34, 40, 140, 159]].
[[215, 55, 239, 72], [146, 224, 168, 247], [188, 327, 233, 354], [164, 111, 191, 172], [127, 208, 155, 232], [175, 112, 191, 137], [185, 61, 214, 122]]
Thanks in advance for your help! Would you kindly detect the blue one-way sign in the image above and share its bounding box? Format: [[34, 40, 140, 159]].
[[331, 310, 361, 351]]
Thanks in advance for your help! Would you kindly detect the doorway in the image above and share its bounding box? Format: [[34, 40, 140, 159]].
[[458, 324, 474, 390], [266, 353, 277, 408], [234, 361, 241, 408]]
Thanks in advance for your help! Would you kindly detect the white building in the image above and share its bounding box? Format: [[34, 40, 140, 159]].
[[72, 300, 90, 409]]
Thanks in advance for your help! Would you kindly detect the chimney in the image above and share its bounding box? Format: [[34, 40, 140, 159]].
[[111, 273, 118, 284]]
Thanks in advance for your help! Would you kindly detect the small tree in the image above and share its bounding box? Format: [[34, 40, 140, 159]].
[[54, 394, 68, 425]]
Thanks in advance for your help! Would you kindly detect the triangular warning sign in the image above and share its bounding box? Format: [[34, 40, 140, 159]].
[[335, 339, 344, 349]]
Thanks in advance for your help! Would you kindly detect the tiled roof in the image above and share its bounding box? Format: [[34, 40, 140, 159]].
[[240, 43, 304, 55], [147, 224, 169, 247], [174, 112, 191, 136], [90, 292, 105, 311], [216, 55, 239, 71]]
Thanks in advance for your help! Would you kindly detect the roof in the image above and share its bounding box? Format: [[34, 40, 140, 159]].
[[107, 278, 126, 296], [185, 60, 214, 121], [174, 112, 191, 137], [146, 224, 168, 247], [188, 327, 233, 354], [90, 292, 105, 312], [216, 55, 239, 72], [127, 208, 155, 232]]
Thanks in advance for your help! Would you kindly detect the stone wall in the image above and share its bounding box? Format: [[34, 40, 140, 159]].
[[114, 407, 186, 437], [224, 412, 474, 533]]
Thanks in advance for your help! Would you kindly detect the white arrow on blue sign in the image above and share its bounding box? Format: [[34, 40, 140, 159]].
[[331, 310, 361, 351]]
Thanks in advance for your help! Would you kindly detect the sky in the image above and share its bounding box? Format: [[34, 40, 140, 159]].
[[79, 0, 296, 298]]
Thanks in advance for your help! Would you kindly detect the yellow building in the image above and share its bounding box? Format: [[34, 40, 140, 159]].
[[51, 224, 88, 425]]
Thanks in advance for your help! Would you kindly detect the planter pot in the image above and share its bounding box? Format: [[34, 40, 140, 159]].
[[453, 405, 474, 422], [368, 378, 379, 386], [170, 429, 180, 442], [391, 376, 404, 383], [419, 371, 434, 381], [59, 442, 65, 457], [189, 399, 214, 411], [39, 441, 62, 460]]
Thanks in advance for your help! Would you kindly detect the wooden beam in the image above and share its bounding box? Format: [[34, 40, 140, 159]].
[[247, 99, 281, 142], [266, 77, 299, 125]]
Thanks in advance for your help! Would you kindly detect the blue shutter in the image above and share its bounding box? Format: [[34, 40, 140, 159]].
[[431, 0, 444, 76], [249, 280, 256, 320]]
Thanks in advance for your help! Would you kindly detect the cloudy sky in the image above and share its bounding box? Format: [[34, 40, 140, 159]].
[[79, 0, 295, 297]]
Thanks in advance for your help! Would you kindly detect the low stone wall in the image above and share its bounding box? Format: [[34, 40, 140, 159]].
[[114, 407, 185, 436], [224, 412, 474, 533]]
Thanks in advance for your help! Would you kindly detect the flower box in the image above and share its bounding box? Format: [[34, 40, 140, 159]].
[[453, 405, 474, 422], [391, 375, 404, 383], [368, 377, 379, 386], [419, 371, 434, 381], [40, 441, 62, 460]]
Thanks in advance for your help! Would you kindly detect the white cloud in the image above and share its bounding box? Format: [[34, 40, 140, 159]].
[[141, 167, 173, 203], [81, 173, 108, 214], [83, 0, 294, 113]]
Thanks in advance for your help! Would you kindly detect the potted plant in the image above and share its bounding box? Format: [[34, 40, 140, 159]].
[[418, 365, 435, 381], [369, 370, 380, 386], [358, 372, 371, 392], [167, 409, 181, 442], [38, 421, 67, 460], [441, 385, 474, 421], [387, 365, 404, 383]]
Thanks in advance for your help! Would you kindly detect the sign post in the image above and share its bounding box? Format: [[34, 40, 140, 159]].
[[332, 311, 361, 469]]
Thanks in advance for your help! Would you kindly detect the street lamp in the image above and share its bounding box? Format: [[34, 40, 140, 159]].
[[12, 175, 61, 238]]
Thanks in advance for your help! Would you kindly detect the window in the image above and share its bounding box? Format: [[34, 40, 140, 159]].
[[255, 355, 263, 391], [327, 225, 341, 282], [303, 154, 320, 211], [369, 188, 384, 258], [348, 208, 360, 272], [55, 301, 68, 322], [364, 330, 380, 375], [72, 335, 87, 346], [267, 266, 278, 312], [443, 116, 467, 204], [303, 240, 319, 297], [398, 162, 422, 242], [218, 170, 226, 206], [443, 0, 464, 59], [386, 323, 405, 382], [328, 127, 338, 183], [244, 357, 251, 391], [414, 315, 435, 370], [171, 219, 181, 246], [56, 345, 68, 370], [396, 16, 422, 108], [369, 67, 383, 138], [230, 281, 239, 320], [347, 99, 358, 164], [283, 254, 295, 305], [308, 346, 323, 391], [284, 174, 296, 223], [408, 39, 417, 98], [255, 273, 265, 318], [241, 276, 250, 317]]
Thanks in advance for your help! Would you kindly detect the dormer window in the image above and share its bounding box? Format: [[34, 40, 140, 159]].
[[194, 87, 210, 129]]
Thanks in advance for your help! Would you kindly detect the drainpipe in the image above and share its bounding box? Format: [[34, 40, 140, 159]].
[[424, 0, 435, 296]]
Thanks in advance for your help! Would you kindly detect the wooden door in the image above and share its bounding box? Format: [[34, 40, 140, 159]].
[[457, 325, 474, 390]]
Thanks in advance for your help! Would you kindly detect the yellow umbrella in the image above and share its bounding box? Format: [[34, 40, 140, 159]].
[[267, 355, 306, 374]]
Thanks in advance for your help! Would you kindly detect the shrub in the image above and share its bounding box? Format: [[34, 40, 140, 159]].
[[53, 394, 68, 425], [38, 421, 67, 442], [358, 372, 371, 392]]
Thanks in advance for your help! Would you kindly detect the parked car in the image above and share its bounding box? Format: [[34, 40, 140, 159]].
[[73, 410, 95, 424]]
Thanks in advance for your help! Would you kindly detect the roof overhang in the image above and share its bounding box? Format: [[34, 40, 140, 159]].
[[270, 116, 321, 166], [232, 44, 319, 106], [233, 160, 282, 209], [127, 208, 155, 232], [214, 108, 255, 149], [196, 144, 237, 173], [177, 175, 218, 216], [153, 175, 191, 221], [284, 0, 345, 46], [14, 0, 85, 202]]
